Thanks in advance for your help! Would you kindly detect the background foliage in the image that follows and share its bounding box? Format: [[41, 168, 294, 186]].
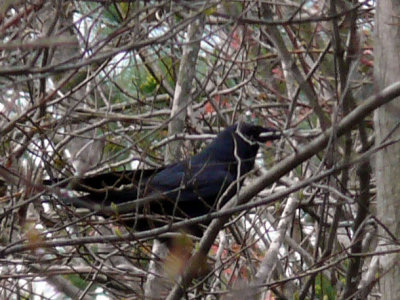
[[0, 1, 391, 299]]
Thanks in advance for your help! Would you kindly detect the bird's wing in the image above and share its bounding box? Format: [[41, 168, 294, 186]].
[[146, 161, 237, 218]]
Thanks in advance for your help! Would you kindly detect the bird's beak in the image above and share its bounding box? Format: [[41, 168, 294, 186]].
[[259, 129, 281, 142], [259, 129, 294, 141]]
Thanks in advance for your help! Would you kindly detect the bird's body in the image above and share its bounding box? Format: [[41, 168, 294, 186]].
[[50, 123, 280, 236]]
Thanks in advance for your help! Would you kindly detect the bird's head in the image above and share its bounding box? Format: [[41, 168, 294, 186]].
[[203, 122, 281, 166]]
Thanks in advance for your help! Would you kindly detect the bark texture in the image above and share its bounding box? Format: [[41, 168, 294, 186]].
[[374, 2, 400, 299]]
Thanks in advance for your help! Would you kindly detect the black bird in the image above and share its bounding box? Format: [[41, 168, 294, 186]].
[[49, 123, 281, 236]]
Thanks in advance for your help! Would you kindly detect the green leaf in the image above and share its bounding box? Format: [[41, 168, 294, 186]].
[[111, 202, 119, 216], [204, 6, 217, 16]]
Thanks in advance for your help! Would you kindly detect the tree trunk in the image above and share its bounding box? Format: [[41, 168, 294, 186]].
[[165, 14, 205, 163], [374, 1, 400, 299]]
